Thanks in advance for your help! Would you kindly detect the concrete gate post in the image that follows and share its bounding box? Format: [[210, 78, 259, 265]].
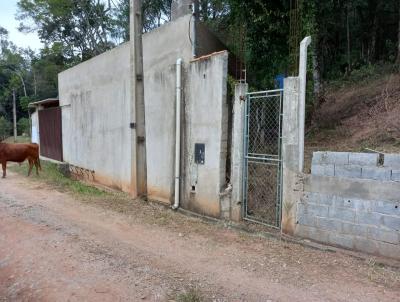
[[281, 36, 311, 234], [281, 77, 303, 235], [230, 83, 248, 221]]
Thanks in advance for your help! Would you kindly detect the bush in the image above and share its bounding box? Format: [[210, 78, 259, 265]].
[[17, 117, 30, 136], [0, 116, 12, 141]]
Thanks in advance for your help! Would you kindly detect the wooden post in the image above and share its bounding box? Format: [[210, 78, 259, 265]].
[[130, 0, 147, 197]]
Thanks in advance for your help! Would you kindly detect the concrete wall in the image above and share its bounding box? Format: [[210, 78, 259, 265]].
[[143, 15, 229, 204], [58, 14, 230, 213], [296, 151, 400, 259], [58, 43, 132, 192], [31, 111, 39, 144], [182, 51, 229, 218], [143, 15, 194, 203]]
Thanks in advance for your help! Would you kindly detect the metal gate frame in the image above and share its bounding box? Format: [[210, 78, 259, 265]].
[[242, 89, 283, 228]]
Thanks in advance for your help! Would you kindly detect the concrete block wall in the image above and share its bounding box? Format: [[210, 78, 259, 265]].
[[297, 192, 399, 258], [296, 151, 400, 259], [311, 151, 400, 182]]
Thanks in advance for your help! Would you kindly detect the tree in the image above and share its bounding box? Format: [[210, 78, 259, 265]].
[[17, 0, 116, 61], [397, 0, 400, 66]]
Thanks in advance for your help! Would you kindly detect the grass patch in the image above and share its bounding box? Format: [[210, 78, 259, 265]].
[[176, 288, 203, 302], [9, 161, 105, 197], [3, 136, 31, 143]]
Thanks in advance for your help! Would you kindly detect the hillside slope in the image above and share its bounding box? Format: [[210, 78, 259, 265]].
[[305, 72, 400, 170]]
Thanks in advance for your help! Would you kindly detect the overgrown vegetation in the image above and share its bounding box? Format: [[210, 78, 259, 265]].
[[10, 161, 105, 197], [175, 288, 204, 302], [0, 0, 399, 138]]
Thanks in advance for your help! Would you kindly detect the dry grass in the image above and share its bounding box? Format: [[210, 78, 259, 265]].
[[306, 72, 400, 169]]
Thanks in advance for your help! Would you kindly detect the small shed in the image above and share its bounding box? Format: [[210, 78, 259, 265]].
[[29, 98, 63, 162]]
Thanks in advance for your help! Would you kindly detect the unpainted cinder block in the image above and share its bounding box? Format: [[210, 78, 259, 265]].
[[371, 200, 400, 216], [316, 217, 341, 232], [356, 212, 383, 227], [384, 154, 400, 169], [341, 222, 368, 237], [334, 165, 362, 179], [361, 167, 391, 181], [354, 237, 379, 254], [312, 151, 349, 165], [296, 224, 330, 243], [329, 207, 356, 223], [368, 227, 399, 244], [328, 232, 354, 249], [391, 170, 400, 182], [348, 152, 379, 166], [378, 242, 400, 260], [311, 164, 335, 177], [297, 213, 316, 227], [382, 215, 400, 231]]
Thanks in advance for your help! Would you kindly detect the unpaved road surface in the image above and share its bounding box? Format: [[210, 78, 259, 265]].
[[1, 172, 399, 301]]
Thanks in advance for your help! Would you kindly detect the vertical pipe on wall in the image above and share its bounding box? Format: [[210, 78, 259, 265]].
[[298, 36, 311, 173], [173, 58, 183, 210]]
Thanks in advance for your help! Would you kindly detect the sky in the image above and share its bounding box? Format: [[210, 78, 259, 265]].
[[0, 0, 43, 50]]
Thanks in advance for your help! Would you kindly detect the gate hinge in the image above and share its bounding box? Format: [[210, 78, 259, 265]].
[[136, 74, 143, 81], [130, 122, 136, 129], [240, 95, 246, 102], [137, 136, 145, 143]]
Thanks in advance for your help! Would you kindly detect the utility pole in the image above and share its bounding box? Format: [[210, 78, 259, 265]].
[[130, 0, 147, 198], [12, 89, 17, 142]]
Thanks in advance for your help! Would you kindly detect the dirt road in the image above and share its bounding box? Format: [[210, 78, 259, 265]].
[[0, 172, 399, 301]]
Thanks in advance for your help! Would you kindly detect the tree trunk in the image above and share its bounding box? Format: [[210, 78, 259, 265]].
[[346, 4, 351, 73], [397, 0, 400, 66]]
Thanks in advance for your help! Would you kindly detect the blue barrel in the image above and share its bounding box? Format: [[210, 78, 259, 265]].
[[274, 74, 285, 89]]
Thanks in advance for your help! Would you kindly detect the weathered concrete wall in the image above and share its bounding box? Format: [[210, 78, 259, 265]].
[[58, 14, 230, 217], [143, 15, 194, 203], [171, 0, 193, 20], [143, 15, 228, 204], [59, 43, 132, 192], [296, 151, 400, 259], [31, 111, 39, 144], [182, 51, 229, 218]]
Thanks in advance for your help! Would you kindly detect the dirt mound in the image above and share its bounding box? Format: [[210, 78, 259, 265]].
[[308, 73, 400, 153]]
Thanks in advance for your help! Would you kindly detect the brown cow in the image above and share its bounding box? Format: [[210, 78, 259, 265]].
[[0, 143, 42, 178]]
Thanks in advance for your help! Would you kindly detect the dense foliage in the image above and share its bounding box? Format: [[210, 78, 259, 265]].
[[0, 0, 398, 138]]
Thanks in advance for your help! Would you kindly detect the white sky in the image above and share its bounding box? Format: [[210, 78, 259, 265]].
[[0, 0, 43, 50]]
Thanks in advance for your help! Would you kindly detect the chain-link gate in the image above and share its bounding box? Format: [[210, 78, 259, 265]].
[[243, 89, 283, 228]]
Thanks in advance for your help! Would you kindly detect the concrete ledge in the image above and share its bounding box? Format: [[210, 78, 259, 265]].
[[304, 174, 400, 203]]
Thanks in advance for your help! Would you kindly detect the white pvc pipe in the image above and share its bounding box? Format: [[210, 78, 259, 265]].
[[298, 36, 312, 173], [173, 58, 183, 210]]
